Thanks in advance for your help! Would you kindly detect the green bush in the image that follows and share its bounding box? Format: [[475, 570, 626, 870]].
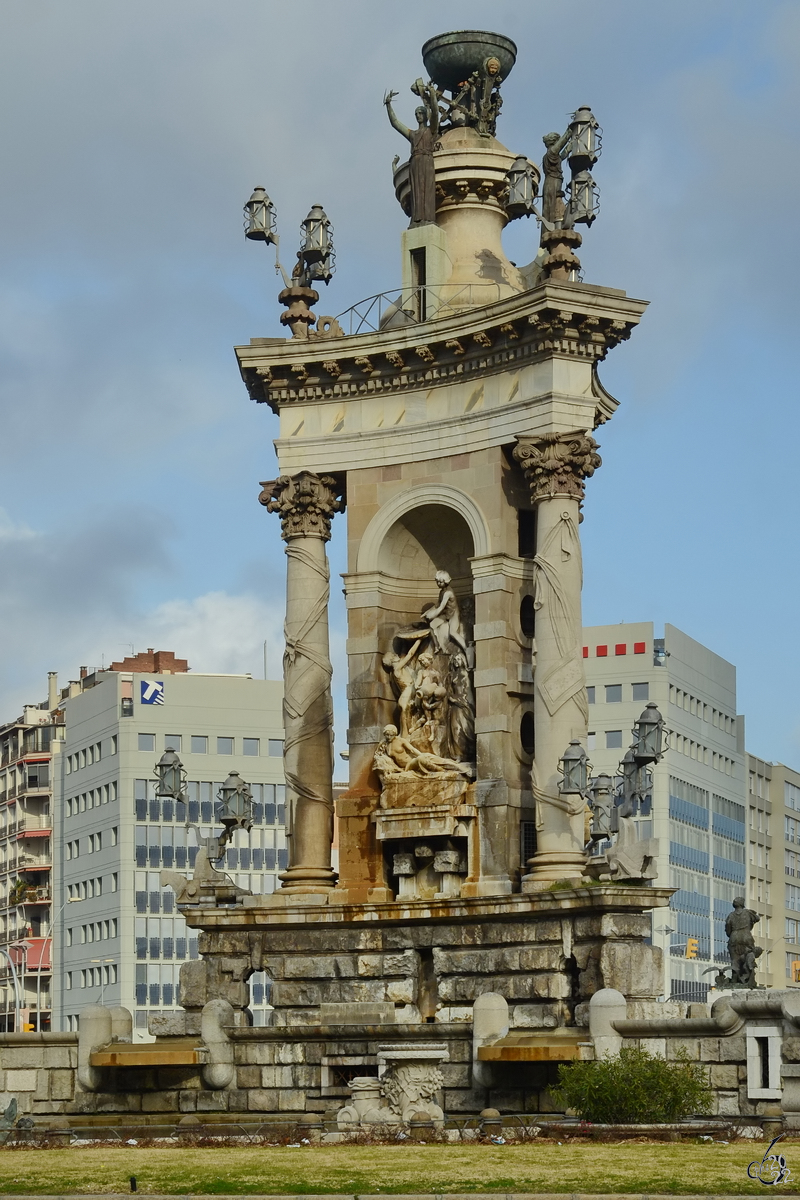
[[553, 1045, 713, 1124]]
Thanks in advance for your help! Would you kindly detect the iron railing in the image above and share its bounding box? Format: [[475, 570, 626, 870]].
[[331, 282, 509, 336]]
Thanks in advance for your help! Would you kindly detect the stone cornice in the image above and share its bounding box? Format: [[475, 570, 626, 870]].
[[235, 282, 648, 416]]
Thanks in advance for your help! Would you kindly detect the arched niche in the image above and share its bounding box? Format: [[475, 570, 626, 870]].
[[356, 484, 491, 575], [377, 503, 474, 583]]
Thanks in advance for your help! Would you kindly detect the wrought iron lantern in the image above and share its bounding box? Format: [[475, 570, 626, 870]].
[[632, 702, 665, 766], [154, 748, 186, 799], [217, 771, 253, 839], [587, 772, 615, 840], [567, 106, 601, 170], [558, 740, 590, 796], [244, 187, 277, 243], [506, 155, 537, 218], [567, 170, 600, 227], [300, 204, 334, 284]]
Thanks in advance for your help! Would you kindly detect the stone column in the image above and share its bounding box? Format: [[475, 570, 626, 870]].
[[513, 433, 601, 885], [260, 471, 344, 892]]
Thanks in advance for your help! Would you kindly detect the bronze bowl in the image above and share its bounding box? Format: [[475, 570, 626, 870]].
[[421, 30, 517, 93]]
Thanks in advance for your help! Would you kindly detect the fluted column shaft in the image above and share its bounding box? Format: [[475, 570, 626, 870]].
[[513, 433, 601, 885], [260, 471, 344, 892]]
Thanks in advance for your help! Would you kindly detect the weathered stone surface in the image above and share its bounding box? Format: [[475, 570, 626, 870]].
[[510, 1004, 561, 1029], [142, 1091, 180, 1112], [715, 1090, 740, 1115], [236, 1065, 262, 1089], [149, 1013, 187, 1037], [197, 1090, 228, 1111], [719, 1034, 747, 1062], [6, 1069, 37, 1091], [179, 1090, 198, 1112], [386, 979, 415, 1004], [782, 1037, 800, 1062], [598, 941, 661, 998], [709, 1064, 739, 1089], [700, 1038, 721, 1061], [179, 960, 209, 1009], [2, 1047, 44, 1069], [50, 1069, 74, 1101]]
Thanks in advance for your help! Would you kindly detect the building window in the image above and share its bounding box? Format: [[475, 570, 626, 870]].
[[191, 736, 208, 754], [605, 685, 622, 703], [586, 688, 595, 705], [632, 682, 649, 702], [111, 827, 118, 846], [217, 737, 234, 755], [110, 736, 118, 755], [587, 732, 596, 750], [138, 733, 156, 753], [111, 873, 118, 892], [606, 730, 623, 749], [243, 738, 260, 756], [268, 740, 284, 757], [165, 735, 182, 752]]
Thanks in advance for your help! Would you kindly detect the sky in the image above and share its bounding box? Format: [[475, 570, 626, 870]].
[[0, 0, 798, 768]]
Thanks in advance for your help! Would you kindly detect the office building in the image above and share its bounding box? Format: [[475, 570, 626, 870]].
[[52, 651, 286, 1037], [583, 622, 747, 1002]]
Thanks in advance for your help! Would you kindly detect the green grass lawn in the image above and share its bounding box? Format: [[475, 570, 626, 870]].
[[0, 1142, 795, 1195]]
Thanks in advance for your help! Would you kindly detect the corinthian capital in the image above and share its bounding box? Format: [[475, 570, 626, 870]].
[[513, 432, 601, 503], [259, 471, 345, 541]]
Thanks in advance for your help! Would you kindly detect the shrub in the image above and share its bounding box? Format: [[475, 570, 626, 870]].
[[553, 1046, 713, 1124]]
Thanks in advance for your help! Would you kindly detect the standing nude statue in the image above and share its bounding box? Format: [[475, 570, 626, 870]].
[[384, 86, 439, 226], [382, 638, 422, 737], [423, 571, 467, 655]]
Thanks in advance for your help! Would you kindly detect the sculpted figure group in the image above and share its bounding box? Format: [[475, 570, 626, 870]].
[[375, 570, 475, 782]]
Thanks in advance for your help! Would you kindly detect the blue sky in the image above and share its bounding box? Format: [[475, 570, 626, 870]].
[[0, 0, 798, 767]]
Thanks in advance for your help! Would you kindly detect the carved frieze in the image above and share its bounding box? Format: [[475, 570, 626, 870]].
[[513, 432, 602, 503], [259, 471, 345, 541]]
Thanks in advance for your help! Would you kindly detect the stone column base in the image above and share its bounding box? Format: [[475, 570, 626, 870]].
[[279, 865, 338, 893], [521, 850, 588, 889]]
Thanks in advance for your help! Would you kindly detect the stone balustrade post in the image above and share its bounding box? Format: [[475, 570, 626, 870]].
[[513, 432, 601, 885], [260, 470, 345, 893]]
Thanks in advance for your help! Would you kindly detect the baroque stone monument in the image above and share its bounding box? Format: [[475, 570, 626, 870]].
[[161, 28, 670, 1116]]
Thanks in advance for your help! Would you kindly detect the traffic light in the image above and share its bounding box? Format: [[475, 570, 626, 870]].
[[792, 959, 800, 983], [22, 1023, 34, 1032], [686, 937, 699, 959]]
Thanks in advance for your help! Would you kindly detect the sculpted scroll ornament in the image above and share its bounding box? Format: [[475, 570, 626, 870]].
[[513, 432, 602, 502], [259, 471, 344, 541]]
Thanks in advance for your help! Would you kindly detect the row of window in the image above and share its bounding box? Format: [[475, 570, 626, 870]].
[[66, 964, 118, 990], [787, 849, 800, 878], [751, 843, 772, 869], [65, 741, 116, 774], [786, 918, 800, 945], [586, 683, 649, 705], [787, 884, 800, 913], [65, 783, 118, 815], [66, 920, 118, 945], [66, 874, 117, 901], [66, 829, 118, 859], [133, 831, 288, 873], [136, 935, 198, 961], [668, 688, 736, 735], [134, 793, 285, 827], [136, 734, 282, 757]]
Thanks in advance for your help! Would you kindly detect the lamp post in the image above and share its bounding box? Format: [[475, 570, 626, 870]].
[[244, 189, 335, 338], [90, 958, 115, 1006], [154, 751, 252, 862]]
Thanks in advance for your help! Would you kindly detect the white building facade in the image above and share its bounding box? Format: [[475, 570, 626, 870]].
[[53, 660, 286, 1037], [583, 622, 747, 1002]]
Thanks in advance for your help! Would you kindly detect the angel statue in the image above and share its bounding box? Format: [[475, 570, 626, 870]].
[[384, 81, 439, 226]]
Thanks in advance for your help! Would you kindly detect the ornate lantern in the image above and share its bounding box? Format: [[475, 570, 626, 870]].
[[567, 106, 601, 170], [632, 702, 665, 766], [558, 740, 590, 796], [244, 187, 277, 243], [567, 170, 600, 226], [154, 748, 186, 799], [587, 772, 615, 840], [506, 155, 537, 218], [300, 204, 334, 283], [217, 771, 253, 839]]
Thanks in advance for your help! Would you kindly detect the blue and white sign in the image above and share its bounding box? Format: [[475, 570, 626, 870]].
[[141, 680, 165, 705]]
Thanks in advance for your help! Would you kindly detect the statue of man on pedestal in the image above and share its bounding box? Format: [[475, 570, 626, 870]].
[[726, 896, 761, 987]]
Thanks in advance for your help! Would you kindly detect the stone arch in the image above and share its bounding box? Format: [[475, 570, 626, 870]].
[[356, 485, 491, 575]]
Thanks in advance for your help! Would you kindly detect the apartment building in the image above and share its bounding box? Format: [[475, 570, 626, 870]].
[[0, 674, 63, 1030], [583, 622, 747, 1003], [52, 651, 286, 1038]]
